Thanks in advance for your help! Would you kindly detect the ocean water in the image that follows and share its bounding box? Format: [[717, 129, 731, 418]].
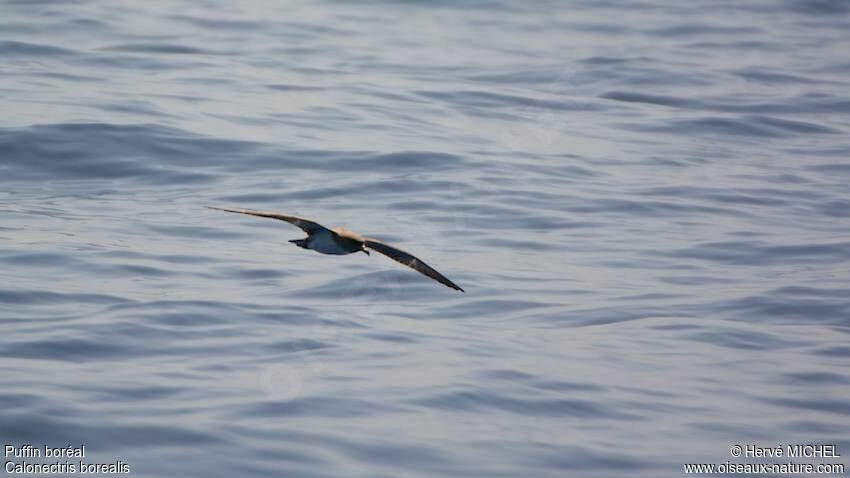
[[2, 0, 850, 476]]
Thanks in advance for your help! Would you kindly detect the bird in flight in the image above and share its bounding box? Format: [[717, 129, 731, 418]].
[[208, 207, 464, 292]]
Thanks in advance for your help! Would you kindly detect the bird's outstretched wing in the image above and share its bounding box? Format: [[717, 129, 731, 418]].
[[364, 239, 464, 292], [207, 207, 329, 234]]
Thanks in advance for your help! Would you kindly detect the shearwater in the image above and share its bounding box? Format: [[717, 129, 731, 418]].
[[208, 207, 464, 292]]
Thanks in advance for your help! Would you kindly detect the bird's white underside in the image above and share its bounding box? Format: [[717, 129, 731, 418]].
[[307, 229, 351, 255]]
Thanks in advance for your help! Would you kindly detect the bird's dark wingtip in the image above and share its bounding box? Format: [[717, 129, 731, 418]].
[[207, 206, 241, 214]]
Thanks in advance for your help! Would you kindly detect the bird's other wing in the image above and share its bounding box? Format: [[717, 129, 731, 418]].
[[207, 207, 329, 234], [363, 239, 464, 292]]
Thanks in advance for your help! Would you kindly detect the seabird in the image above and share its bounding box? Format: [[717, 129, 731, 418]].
[[208, 207, 464, 292]]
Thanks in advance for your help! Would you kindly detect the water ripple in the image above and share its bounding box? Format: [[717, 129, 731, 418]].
[[3, 0, 850, 476]]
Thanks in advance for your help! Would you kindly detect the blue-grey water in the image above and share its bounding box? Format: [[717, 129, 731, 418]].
[[2, 1, 850, 476]]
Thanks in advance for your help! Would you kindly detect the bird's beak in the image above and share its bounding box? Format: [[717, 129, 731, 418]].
[[363, 249, 370, 255]]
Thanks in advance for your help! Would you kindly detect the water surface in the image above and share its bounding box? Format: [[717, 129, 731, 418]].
[[2, 1, 849, 476]]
